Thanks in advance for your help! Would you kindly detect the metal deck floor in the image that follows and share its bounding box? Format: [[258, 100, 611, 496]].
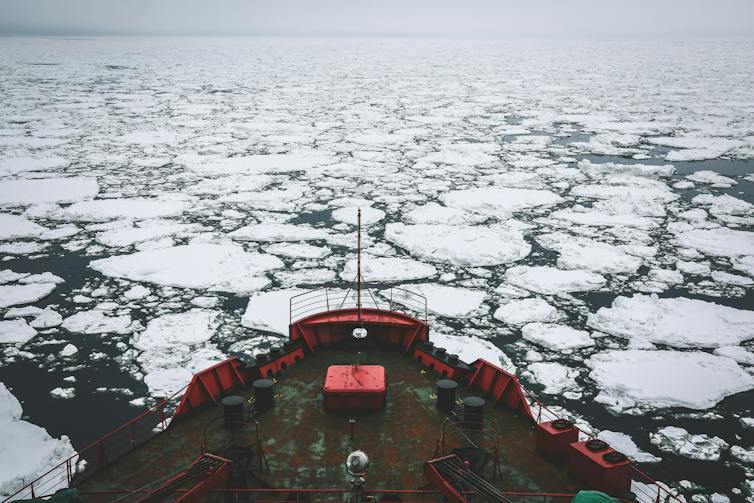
[[77, 344, 581, 500]]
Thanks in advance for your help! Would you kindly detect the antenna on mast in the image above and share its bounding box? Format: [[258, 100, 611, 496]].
[[356, 208, 362, 321]]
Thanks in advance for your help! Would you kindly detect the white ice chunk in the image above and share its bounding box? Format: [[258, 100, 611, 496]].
[[242, 289, 304, 335], [650, 426, 728, 461], [0, 283, 56, 309], [123, 285, 151, 300], [505, 266, 605, 294], [60, 198, 188, 222], [493, 298, 558, 326], [731, 256, 754, 277], [431, 331, 515, 372], [383, 283, 486, 318], [597, 430, 661, 463], [711, 270, 754, 286], [674, 227, 754, 258], [0, 177, 98, 206], [96, 221, 199, 247], [60, 344, 78, 356], [90, 243, 282, 294], [713, 345, 754, 365], [587, 294, 754, 348], [385, 223, 530, 267], [525, 362, 577, 394], [441, 187, 562, 220], [264, 242, 330, 259], [403, 203, 487, 225], [686, 170, 737, 187], [341, 255, 437, 282], [521, 323, 594, 351], [0, 383, 75, 498], [536, 232, 642, 274], [0, 214, 48, 240], [588, 350, 754, 411], [61, 310, 135, 334], [132, 309, 224, 397], [229, 223, 330, 242], [30, 309, 63, 329], [0, 319, 37, 344], [187, 150, 333, 175]]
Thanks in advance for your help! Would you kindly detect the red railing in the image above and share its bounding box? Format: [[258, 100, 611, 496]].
[[1, 386, 187, 503], [523, 391, 683, 503], [289, 285, 428, 324]]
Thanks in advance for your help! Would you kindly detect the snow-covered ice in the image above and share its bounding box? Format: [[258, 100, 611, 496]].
[[0, 283, 56, 309], [61, 310, 136, 335], [587, 294, 754, 348], [0, 319, 37, 344], [504, 266, 605, 294], [382, 283, 486, 318], [340, 255, 437, 282], [521, 323, 595, 351], [493, 298, 558, 326], [587, 350, 754, 411], [536, 232, 642, 274], [385, 223, 530, 267], [90, 243, 282, 294], [440, 187, 562, 220], [242, 289, 304, 335], [0, 383, 75, 498], [132, 310, 223, 397], [0, 177, 98, 206], [650, 426, 728, 461]]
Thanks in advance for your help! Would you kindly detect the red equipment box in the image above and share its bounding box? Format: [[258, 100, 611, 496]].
[[568, 439, 632, 496], [535, 419, 579, 462], [323, 365, 386, 410]]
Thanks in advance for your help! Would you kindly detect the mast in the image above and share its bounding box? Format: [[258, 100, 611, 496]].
[[357, 208, 362, 321]]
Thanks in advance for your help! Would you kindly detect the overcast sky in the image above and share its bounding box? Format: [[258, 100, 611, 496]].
[[1, 0, 753, 38]]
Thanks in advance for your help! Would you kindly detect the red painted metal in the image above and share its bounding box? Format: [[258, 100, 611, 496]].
[[568, 441, 632, 496], [535, 420, 579, 462], [323, 365, 387, 410], [291, 308, 429, 352], [173, 358, 250, 419], [424, 455, 467, 503], [413, 347, 463, 380], [467, 359, 533, 419], [257, 347, 306, 378]]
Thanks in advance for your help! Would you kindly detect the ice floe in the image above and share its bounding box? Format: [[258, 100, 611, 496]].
[[385, 223, 530, 267], [673, 227, 754, 258], [431, 331, 515, 373], [403, 202, 487, 225], [440, 187, 562, 220], [587, 350, 754, 411], [597, 430, 661, 463], [90, 243, 282, 294], [521, 323, 594, 351], [382, 283, 486, 318], [0, 319, 37, 344], [0, 383, 75, 499], [587, 294, 754, 348], [229, 223, 330, 242], [504, 266, 605, 294], [525, 362, 578, 394], [0, 177, 98, 206], [493, 298, 558, 326], [242, 289, 304, 335], [650, 426, 728, 461], [62, 310, 137, 335], [58, 198, 189, 222], [341, 255, 437, 282], [132, 309, 223, 397], [536, 232, 642, 274], [0, 283, 56, 309], [0, 214, 48, 240]]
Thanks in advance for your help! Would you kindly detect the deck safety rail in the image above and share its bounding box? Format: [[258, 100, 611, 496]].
[[1, 386, 187, 503], [524, 391, 684, 503], [289, 285, 428, 324]]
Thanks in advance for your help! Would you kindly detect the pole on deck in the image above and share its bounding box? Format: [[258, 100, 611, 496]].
[[357, 208, 362, 321]]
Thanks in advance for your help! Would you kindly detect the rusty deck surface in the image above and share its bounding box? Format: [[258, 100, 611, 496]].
[[77, 343, 581, 500]]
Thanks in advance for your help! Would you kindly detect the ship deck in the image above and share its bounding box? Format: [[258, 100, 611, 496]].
[[76, 343, 582, 501]]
